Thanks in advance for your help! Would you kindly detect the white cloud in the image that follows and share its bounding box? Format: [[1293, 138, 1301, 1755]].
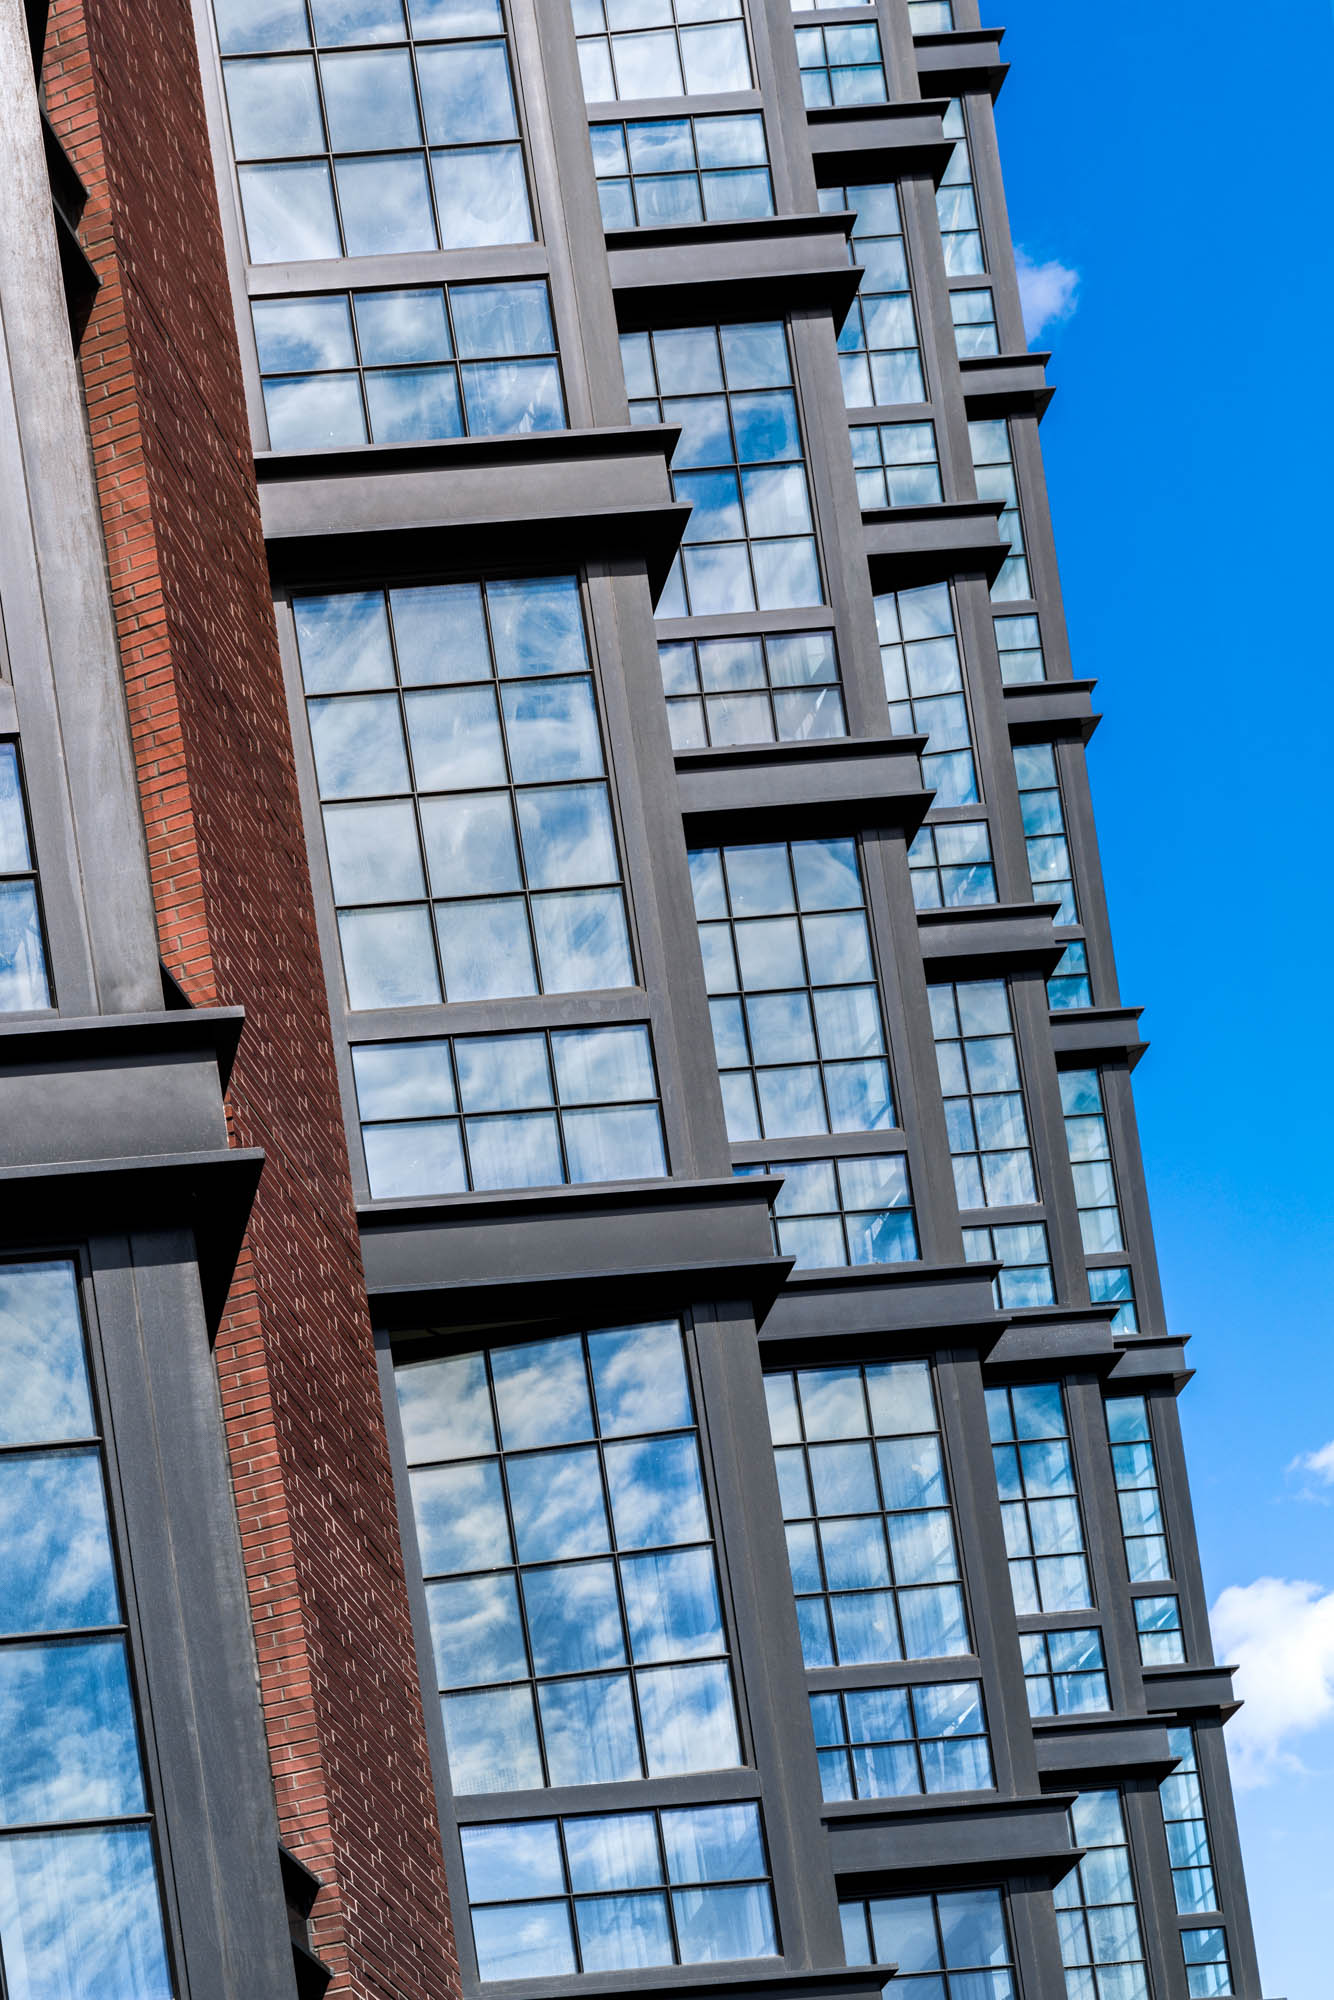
[[1290, 1439, 1334, 1487], [1210, 1577, 1334, 1786], [1014, 250, 1080, 344]]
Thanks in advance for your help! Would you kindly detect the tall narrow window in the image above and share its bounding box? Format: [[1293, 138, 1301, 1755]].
[[624, 323, 823, 619], [295, 575, 633, 1011], [1161, 1729, 1221, 1916], [969, 418, 1031, 602], [395, 1322, 740, 1792], [1048, 941, 1092, 1011], [1056, 1792, 1151, 2000], [963, 1221, 1054, 1309], [1013, 744, 1077, 924], [218, 0, 536, 261], [1105, 1397, 1174, 1585], [950, 286, 997, 357], [1060, 1069, 1124, 1251], [0, 744, 51, 1011], [985, 1383, 1093, 1615], [689, 838, 894, 1143], [1182, 1928, 1234, 1997], [853, 421, 942, 507], [0, 1262, 174, 1998], [573, 0, 753, 101], [875, 582, 979, 806], [930, 980, 1038, 1210], [936, 101, 984, 274], [818, 184, 925, 408], [994, 613, 1046, 684], [842, 1889, 1017, 2000], [766, 1360, 971, 1666]]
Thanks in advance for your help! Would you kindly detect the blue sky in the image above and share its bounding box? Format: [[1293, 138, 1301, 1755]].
[[992, 5, 1334, 1993]]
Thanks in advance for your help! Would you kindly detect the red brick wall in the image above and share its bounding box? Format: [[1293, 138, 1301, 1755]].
[[43, 7, 459, 1996]]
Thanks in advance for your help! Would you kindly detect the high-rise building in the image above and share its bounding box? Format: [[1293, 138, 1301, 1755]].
[[0, 0, 1263, 1995]]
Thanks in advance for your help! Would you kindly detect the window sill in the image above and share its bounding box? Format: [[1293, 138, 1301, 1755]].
[[918, 899, 1064, 978], [862, 498, 1008, 589], [807, 98, 953, 186], [608, 211, 862, 334], [677, 733, 931, 843]]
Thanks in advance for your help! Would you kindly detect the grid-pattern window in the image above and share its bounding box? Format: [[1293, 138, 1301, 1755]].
[[841, 1890, 1016, 2000], [591, 113, 772, 229], [0, 1261, 174, 1995], [951, 286, 998, 357], [795, 23, 887, 107], [931, 980, 1038, 1210], [573, 0, 752, 101], [766, 1360, 970, 1666], [1048, 941, 1092, 1011], [254, 282, 564, 449], [986, 1383, 1093, 1616], [963, 1222, 1055, 1309], [811, 1682, 992, 1801], [353, 1026, 667, 1198], [1013, 743, 1077, 925], [295, 576, 631, 1010], [1182, 1928, 1234, 1997], [818, 184, 925, 408], [1134, 1595, 1185, 1667], [875, 582, 979, 807], [852, 421, 941, 507], [1020, 1627, 1110, 1717], [460, 1803, 778, 1980], [624, 322, 824, 619], [937, 101, 984, 274], [908, 822, 997, 911], [1090, 1266, 1139, 1334], [690, 839, 894, 1143], [395, 1322, 740, 1792], [1056, 1791, 1151, 2000], [1162, 1729, 1221, 1917], [994, 612, 1046, 684], [659, 631, 845, 750], [735, 1155, 918, 1271], [217, 0, 534, 262], [1106, 1397, 1172, 1585], [969, 418, 1031, 603], [0, 744, 51, 1012], [1061, 1070, 1124, 1253], [909, 0, 953, 26]]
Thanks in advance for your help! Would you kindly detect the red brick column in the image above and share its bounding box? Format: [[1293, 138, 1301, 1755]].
[[43, 7, 459, 1995]]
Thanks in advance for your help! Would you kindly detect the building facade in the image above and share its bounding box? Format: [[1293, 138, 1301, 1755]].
[[0, 0, 1264, 1996]]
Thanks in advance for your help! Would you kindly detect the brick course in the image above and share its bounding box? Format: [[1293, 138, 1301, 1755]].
[[42, 5, 459, 1994]]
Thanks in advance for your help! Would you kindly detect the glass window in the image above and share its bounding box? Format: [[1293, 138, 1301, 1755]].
[[985, 1383, 1093, 1616], [659, 631, 845, 751], [969, 417, 1031, 603], [689, 837, 894, 1143], [1105, 1397, 1173, 1587], [295, 576, 635, 1009], [1013, 743, 1077, 925], [951, 286, 997, 358], [811, 1681, 992, 1801], [1182, 1927, 1234, 1998], [908, 821, 996, 911], [1161, 1729, 1221, 1917], [795, 22, 887, 108], [963, 1222, 1055, 1310], [842, 1888, 1016, 2000], [219, 0, 536, 260], [354, 1026, 667, 1197], [1060, 1069, 1123, 1253], [937, 101, 984, 274], [735, 1155, 918, 1272], [1090, 1265, 1138, 1334], [254, 281, 564, 449], [765, 1359, 971, 1667], [0, 1262, 174, 1999], [908, 0, 953, 26], [460, 1802, 778, 1978], [591, 113, 772, 229], [1056, 1791, 1150, 2000], [625, 322, 823, 620], [1019, 1627, 1109, 1717], [0, 745, 52, 1012], [1133, 1594, 1184, 1667], [852, 420, 941, 508], [395, 1322, 741, 1791], [818, 184, 925, 409], [1048, 940, 1092, 1011], [573, 0, 752, 103], [875, 581, 977, 807], [930, 980, 1037, 1211], [994, 612, 1046, 685]]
